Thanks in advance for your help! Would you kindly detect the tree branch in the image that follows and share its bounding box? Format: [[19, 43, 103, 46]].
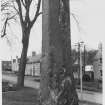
[[70, 13, 81, 31], [16, 0, 24, 25], [1, 18, 8, 37], [1, 0, 12, 11], [1, 1, 19, 15], [21, 0, 26, 8], [30, 0, 41, 27], [1, 13, 18, 38], [24, 0, 32, 26]]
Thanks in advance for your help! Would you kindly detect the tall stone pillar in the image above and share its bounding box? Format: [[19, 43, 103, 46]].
[[41, 0, 78, 105]]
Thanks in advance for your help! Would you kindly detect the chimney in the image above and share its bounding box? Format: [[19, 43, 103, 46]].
[[98, 42, 102, 51], [32, 51, 36, 56], [16, 56, 18, 63]]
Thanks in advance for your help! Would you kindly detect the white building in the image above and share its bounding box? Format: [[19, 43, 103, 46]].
[[12, 52, 41, 76], [12, 56, 19, 72]]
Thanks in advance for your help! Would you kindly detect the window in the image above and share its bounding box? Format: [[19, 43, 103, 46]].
[[100, 58, 102, 63], [18, 59, 20, 63], [13, 59, 16, 63], [100, 70, 102, 76]]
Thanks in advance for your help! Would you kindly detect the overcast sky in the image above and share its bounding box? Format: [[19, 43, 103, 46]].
[[0, 0, 105, 60]]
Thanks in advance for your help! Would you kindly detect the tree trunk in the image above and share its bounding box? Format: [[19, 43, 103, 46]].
[[41, 0, 78, 105], [60, 0, 79, 104], [17, 28, 30, 88]]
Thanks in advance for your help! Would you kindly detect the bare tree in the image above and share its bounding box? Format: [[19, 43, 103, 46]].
[[1, 0, 41, 88]]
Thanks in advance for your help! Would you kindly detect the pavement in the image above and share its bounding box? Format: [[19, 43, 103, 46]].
[[77, 89, 102, 104], [2, 74, 103, 105]]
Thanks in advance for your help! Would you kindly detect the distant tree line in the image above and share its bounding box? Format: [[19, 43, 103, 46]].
[[71, 49, 97, 65]]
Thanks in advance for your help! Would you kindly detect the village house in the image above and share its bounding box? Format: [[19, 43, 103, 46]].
[[93, 43, 102, 81], [12, 52, 41, 76], [72, 55, 94, 81], [2, 60, 12, 71]]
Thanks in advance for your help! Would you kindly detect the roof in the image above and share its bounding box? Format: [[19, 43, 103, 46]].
[[94, 49, 102, 60], [27, 54, 42, 64], [73, 59, 79, 65], [2, 61, 11, 64]]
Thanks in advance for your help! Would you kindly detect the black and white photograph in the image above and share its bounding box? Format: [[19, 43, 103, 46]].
[[0, 0, 104, 105]]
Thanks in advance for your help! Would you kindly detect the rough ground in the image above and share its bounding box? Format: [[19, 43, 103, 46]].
[[2, 87, 102, 105], [2, 72, 102, 105], [2, 87, 40, 105]]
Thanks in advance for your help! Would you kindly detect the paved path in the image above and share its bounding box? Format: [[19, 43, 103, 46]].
[[77, 89, 102, 104], [2, 74, 102, 104], [2, 74, 40, 89]]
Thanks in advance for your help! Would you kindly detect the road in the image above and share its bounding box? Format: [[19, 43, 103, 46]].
[[2, 74, 102, 104], [2, 74, 40, 89]]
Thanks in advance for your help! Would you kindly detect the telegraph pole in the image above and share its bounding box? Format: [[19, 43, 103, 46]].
[[76, 41, 84, 99], [80, 45, 83, 98], [78, 43, 80, 83], [83, 45, 86, 74]]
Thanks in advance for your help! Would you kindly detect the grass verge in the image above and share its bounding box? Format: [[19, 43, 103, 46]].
[[79, 100, 102, 105], [2, 87, 39, 105]]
